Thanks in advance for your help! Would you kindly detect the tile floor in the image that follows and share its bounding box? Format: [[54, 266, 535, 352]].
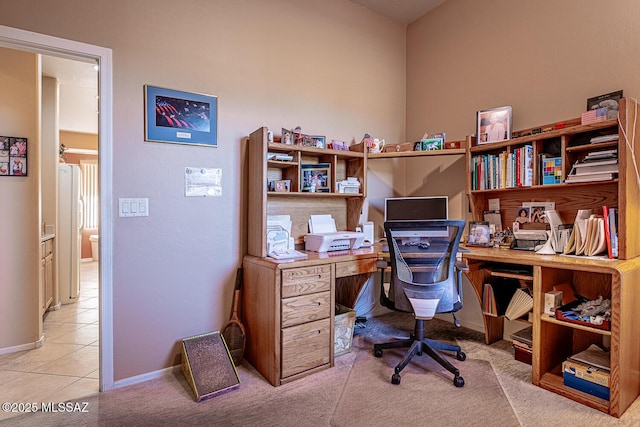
[[0, 260, 99, 421]]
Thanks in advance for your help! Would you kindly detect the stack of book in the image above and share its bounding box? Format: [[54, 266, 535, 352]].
[[510, 326, 532, 365], [563, 344, 610, 400], [565, 149, 618, 183]]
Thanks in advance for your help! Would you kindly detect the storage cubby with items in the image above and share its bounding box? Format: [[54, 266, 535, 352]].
[[247, 127, 367, 258], [534, 266, 615, 414]]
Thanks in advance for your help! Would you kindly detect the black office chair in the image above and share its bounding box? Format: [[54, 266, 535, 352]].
[[374, 220, 468, 387]]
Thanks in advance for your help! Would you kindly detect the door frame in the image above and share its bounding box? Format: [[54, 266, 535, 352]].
[[0, 25, 115, 391]]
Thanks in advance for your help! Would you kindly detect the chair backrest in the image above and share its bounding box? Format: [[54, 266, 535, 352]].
[[383, 220, 466, 316]]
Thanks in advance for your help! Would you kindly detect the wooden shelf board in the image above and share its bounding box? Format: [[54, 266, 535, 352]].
[[268, 142, 364, 158], [368, 149, 465, 159], [469, 179, 619, 194], [541, 313, 612, 336], [490, 271, 533, 281], [267, 192, 363, 198], [539, 370, 610, 414], [565, 141, 618, 153], [469, 119, 618, 153]]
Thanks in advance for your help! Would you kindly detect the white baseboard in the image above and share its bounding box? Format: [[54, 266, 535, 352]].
[[0, 334, 45, 355], [113, 365, 181, 389]]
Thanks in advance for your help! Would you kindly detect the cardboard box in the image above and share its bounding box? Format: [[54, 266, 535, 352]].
[[335, 304, 356, 356], [563, 359, 610, 400], [444, 140, 466, 149], [544, 290, 563, 315]]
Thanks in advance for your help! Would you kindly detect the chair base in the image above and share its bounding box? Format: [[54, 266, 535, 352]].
[[373, 319, 465, 387]]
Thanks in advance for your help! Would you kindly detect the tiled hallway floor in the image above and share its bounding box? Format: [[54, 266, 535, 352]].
[[0, 261, 99, 421]]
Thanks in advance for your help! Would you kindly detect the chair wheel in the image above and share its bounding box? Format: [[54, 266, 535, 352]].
[[453, 376, 465, 387], [374, 348, 383, 357], [391, 373, 401, 385], [456, 351, 466, 361]]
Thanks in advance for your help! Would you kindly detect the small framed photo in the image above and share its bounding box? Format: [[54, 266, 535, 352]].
[[467, 221, 491, 247], [301, 163, 331, 192], [529, 205, 548, 224], [273, 179, 290, 192], [476, 106, 512, 145], [515, 207, 530, 224], [311, 135, 326, 149], [144, 85, 217, 147], [281, 128, 295, 145]]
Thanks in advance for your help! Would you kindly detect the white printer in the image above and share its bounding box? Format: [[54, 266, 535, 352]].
[[304, 214, 365, 252]]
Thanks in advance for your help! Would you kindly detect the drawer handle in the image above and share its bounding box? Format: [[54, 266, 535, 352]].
[[302, 302, 322, 307]]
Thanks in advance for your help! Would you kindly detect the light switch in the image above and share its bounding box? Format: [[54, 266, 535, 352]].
[[119, 198, 149, 217]]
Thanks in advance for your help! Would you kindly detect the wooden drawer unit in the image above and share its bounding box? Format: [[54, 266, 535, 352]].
[[281, 264, 331, 297], [280, 265, 333, 379], [281, 318, 331, 378], [281, 291, 331, 328], [335, 259, 377, 278]]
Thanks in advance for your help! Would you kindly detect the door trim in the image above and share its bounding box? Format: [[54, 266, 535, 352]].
[[0, 25, 115, 391]]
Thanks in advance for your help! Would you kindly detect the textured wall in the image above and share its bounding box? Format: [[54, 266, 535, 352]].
[[0, 0, 406, 381]]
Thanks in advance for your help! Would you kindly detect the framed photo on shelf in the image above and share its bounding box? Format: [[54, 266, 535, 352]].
[[281, 128, 295, 145], [466, 221, 491, 247], [144, 85, 217, 147], [311, 135, 326, 149], [301, 163, 331, 192], [476, 106, 512, 145], [587, 90, 623, 112], [273, 180, 290, 192]]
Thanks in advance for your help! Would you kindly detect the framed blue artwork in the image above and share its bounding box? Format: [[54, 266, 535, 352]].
[[144, 85, 217, 147]]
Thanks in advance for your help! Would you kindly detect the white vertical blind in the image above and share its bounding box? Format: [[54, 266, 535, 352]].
[[80, 160, 99, 229]]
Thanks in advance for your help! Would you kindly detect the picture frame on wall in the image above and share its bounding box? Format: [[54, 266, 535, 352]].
[[144, 85, 218, 147], [301, 163, 331, 192], [0, 136, 27, 176], [476, 106, 512, 145]]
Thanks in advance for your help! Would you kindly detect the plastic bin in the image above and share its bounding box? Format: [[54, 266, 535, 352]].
[[335, 304, 356, 356], [89, 235, 99, 261]]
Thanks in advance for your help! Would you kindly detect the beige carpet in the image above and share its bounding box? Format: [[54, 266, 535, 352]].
[[3, 312, 640, 426]]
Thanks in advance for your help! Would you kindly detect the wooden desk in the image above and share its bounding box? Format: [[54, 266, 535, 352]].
[[243, 244, 640, 417], [461, 246, 640, 417], [242, 248, 378, 386]]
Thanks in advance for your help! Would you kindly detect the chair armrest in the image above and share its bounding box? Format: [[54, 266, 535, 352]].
[[455, 259, 469, 271], [376, 259, 389, 269]]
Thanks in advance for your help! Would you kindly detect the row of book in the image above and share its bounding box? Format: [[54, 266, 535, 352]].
[[482, 277, 533, 320], [565, 148, 618, 184], [562, 206, 618, 258], [470, 145, 533, 190]]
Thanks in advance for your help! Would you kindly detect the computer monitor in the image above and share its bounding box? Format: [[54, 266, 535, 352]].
[[384, 196, 449, 238], [384, 196, 449, 222]]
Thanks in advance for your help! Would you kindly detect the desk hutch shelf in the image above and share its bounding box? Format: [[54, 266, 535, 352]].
[[462, 98, 640, 417], [247, 127, 367, 258]]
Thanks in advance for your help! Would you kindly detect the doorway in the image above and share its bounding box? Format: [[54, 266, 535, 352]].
[[0, 25, 114, 393]]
